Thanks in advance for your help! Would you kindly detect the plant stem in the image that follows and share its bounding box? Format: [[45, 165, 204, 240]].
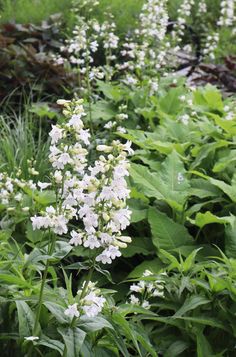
[[32, 234, 56, 336]]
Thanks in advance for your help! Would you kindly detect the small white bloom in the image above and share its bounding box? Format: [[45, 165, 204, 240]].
[[64, 303, 80, 318]]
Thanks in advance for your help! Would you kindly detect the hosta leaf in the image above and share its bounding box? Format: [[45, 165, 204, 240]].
[[148, 208, 194, 251], [58, 327, 86, 357]]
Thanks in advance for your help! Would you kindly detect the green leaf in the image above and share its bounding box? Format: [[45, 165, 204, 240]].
[[96, 80, 122, 102], [131, 151, 190, 211], [148, 208, 194, 251], [26, 221, 44, 243], [58, 327, 86, 357], [175, 316, 228, 331], [159, 87, 183, 115], [164, 340, 189, 357], [90, 101, 116, 121], [183, 248, 202, 272], [130, 163, 163, 199], [225, 217, 236, 258], [38, 336, 64, 355], [174, 296, 211, 317], [122, 237, 154, 257], [190, 170, 236, 202], [112, 313, 142, 356], [78, 316, 113, 333], [51, 241, 73, 260], [192, 211, 234, 229], [128, 258, 163, 278], [16, 301, 35, 337], [44, 302, 68, 324], [196, 329, 214, 357]]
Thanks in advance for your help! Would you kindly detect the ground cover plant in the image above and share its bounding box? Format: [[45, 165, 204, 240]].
[[1, 0, 236, 356]]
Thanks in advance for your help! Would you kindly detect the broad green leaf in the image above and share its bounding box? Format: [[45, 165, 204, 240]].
[[192, 211, 234, 229], [78, 316, 113, 333], [112, 313, 142, 356], [96, 80, 122, 102], [130, 163, 163, 199], [175, 316, 228, 331], [174, 296, 211, 317], [58, 327, 86, 357], [213, 149, 236, 172], [191, 140, 229, 169], [0, 274, 31, 288], [203, 85, 223, 111], [51, 241, 73, 260], [190, 170, 236, 202], [164, 340, 189, 357], [183, 248, 202, 272], [225, 217, 236, 258], [128, 258, 163, 278], [44, 302, 68, 324], [131, 151, 190, 211], [148, 208, 193, 251], [159, 87, 183, 115], [16, 301, 35, 337], [38, 336, 64, 355], [122, 237, 154, 257], [196, 329, 214, 357], [26, 222, 44, 243], [189, 178, 221, 198], [90, 101, 115, 121]]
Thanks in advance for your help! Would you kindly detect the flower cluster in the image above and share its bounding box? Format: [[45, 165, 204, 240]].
[[119, 0, 169, 83], [31, 99, 132, 264], [129, 270, 166, 309], [0, 173, 36, 214], [202, 33, 219, 60], [65, 282, 106, 318], [56, 0, 119, 85], [171, 0, 194, 44], [217, 0, 236, 27]]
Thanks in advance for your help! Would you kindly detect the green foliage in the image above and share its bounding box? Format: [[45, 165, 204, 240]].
[[0, 0, 72, 25]]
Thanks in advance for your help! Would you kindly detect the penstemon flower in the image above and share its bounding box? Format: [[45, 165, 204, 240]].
[[64, 282, 106, 318], [31, 98, 132, 264], [128, 270, 167, 309]]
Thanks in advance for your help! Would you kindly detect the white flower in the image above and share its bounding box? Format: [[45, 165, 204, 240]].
[[79, 129, 91, 145], [142, 300, 151, 309], [38, 182, 51, 190], [69, 230, 83, 246], [64, 303, 80, 318], [130, 294, 140, 305], [24, 336, 39, 341], [49, 125, 64, 144]]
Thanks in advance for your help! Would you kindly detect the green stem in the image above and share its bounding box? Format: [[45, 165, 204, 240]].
[[81, 265, 95, 300], [33, 234, 56, 336]]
